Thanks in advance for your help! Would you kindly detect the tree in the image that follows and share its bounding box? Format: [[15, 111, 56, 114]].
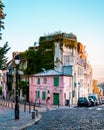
[[0, 42, 10, 69], [92, 80, 101, 96], [18, 80, 29, 102], [0, 0, 6, 39], [19, 48, 41, 75], [0, 1, 10, 69]]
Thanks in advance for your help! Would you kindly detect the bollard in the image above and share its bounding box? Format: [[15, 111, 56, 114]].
[[8, 102, 9, 107], [24, 102, 26, 112], [32, 111, 36, 119], [11, 102, 13, 109], [29, 102, 31, 113]]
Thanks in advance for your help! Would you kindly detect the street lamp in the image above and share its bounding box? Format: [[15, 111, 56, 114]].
[[14, 55, 21, 120]]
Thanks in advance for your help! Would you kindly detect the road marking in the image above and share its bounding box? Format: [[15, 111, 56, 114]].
[[96, 107, 102, 111]]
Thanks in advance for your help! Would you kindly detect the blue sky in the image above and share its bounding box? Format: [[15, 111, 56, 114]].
[[1, 0, 104, 80]]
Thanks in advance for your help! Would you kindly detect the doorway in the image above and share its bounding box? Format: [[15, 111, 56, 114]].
[[53, 93, 59, 105]]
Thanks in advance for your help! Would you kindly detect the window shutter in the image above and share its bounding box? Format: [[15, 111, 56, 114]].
[[42, 91, 46, 100], [37, 77, 40, 84], [54, 77, 59, 87], [37, 91, 40, 98]]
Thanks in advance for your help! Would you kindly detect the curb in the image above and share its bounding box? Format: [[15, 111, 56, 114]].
[[19, 114, 41, 130]]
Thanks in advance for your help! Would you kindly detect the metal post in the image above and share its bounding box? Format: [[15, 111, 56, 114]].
[[24, 102, 26, 112], [29, 102, 31, 113], [15, 65, 19, 119]]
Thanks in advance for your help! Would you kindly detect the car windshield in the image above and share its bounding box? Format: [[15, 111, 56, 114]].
[[88, 96, 96, 101], [78, 98, 86, 101]]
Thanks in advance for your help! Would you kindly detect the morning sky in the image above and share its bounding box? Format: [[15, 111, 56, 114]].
[[1, 0, 104, 81]]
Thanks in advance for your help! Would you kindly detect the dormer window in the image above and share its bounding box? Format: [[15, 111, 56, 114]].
[[37, 77, 40, 84], [43, 77, 47, 84]]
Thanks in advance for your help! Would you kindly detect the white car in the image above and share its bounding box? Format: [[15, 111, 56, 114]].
[[88, 94, 99, 106]]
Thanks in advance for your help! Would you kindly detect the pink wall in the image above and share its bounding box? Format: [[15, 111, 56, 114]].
[[29, 75, 71, 105], [1, 70, 7, 99], [29, 77, 35, 102]]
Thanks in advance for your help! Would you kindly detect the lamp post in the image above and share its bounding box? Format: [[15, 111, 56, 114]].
[[14, 55, 21, 120]]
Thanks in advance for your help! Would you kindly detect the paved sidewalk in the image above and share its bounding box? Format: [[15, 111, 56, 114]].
[[0, 100, 76, 130], [0, 105, 41, 130]]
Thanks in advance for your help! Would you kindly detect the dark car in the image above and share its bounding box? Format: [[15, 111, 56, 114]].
[[77, 97, 90, 107]]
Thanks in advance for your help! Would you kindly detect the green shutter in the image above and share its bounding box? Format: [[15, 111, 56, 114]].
[[54, 77, 59, 87], [37, 77, 40, 84], [37, 91, 40, 98], [42, 91, 46, 100]]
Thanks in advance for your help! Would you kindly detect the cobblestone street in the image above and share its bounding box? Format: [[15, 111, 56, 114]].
[[26, 105, 104, 130], [0, 104, 40, 130]]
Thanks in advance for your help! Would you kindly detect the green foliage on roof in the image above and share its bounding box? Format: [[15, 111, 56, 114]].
[[19, 32, 86, 75]]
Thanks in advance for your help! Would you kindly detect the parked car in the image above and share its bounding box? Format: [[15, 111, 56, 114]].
[[88, 94, 99, 106], [101, 99, 104, 104], [77, 97, 91, 107], [88, 98, 95, 106]]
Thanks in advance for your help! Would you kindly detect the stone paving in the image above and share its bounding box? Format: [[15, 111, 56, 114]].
[[1, 102, 104, 130], [0, 105, 41, 130], [26, 105, 104, 130]]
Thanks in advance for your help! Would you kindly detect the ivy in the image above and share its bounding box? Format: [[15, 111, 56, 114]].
[[38, 40, 54, 70], [19, 32, 86, 75]]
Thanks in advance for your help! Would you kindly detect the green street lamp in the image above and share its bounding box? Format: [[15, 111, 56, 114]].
[[14, 54, 21, 120]]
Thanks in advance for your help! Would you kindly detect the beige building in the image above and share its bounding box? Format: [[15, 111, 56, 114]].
[[39, 32, 93, 105]]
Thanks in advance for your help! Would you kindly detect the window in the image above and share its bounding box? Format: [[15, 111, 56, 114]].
[[42, 91, 46, 100], [72, 90, 75, 98], [64, 55, 70, 65], [64, 55, 74, 65], [37, 77, 40, 84], [78, 67, 83, 76], [37, 91, 40, 98], [43, 77, 47, 84], [35, 91, 38, 99], [54, 77, 59, 87], [74, 73, 76, 87]]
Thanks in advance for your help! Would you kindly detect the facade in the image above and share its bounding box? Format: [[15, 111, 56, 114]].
[[38, 32, 93, 104], [29, 69, 72, 106], [6, 32, 93, 105]]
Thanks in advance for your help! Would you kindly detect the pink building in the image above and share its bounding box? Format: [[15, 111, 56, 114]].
[[29, 69, 72, 106], [0, 70, 7, 99]]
